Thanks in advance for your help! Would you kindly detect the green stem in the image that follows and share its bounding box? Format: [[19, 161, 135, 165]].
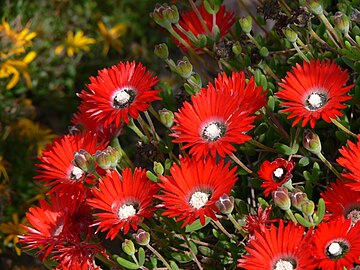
[[331, 118, 358, 139], [259, 61, 280, 81], [345, 33, 360, 50], [292, 42, 309, 62], [264, 106, 291, 142], [188, 0, 211, 36], [249, 139, 279, 153], [128, 118, 148, 142], [285, 209, 298, 224], [246, 32, 261, 49], [238, 0, 269, 35], [230, 154, 255, 176], [146, 244, 172, 270], [308, 27, 339, 54], [318, 13, 345, 48], [296, 38, 313, 56], [111, 138, 135, 170], [181, 234, 203, 270], [317, 152, 342, 179], [212, 220, 235, 240], [227, 214, 246, 237]]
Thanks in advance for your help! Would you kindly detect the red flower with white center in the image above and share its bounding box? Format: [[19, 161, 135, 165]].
[[321, 179, 360, 225], [173, 3, 235, 51], [156, 156, 238, 228], [337, 136, 360, 191], [36, 132, 106, 193], [171, 72, 267, 159], [276, 59, 353, 128], [87, 168, 159, 240], [78, 61, 160, 127], [312, 217, 360, 269], [238, 220, 317, 269], [258, 158, 295, 197]]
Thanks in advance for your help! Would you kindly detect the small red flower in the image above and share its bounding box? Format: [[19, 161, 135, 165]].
[[173, 3, 235, 51], [276, 59, 353, 128], [244, 205, 276, 236], [78, 61, 160, 127], [87, 168, 159, 240], [156, 156, 238, 228], [171, 72, 267, 159], [238, 220, 317, 269], [312, 217, 360, 269], [337, 136, 360, 191], [258, 158, 295, 197]]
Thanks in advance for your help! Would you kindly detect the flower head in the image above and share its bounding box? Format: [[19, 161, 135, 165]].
[[0, 213, 27, 255], [156, 156, 237, 228], [97, 20, 127, 55], [244, 205, 276, 236], [258, 158, 295, 197], [77, 61, 160, 127], [238, 220, 317, 269], [87, 168, 159, 240], [55, 30, 95, 57], [312, 217, 360, 269], [171, 72, 267, 159], [276, 59, 353, 128]]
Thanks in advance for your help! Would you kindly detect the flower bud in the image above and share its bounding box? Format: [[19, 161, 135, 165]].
[[151, 4, 171, 29], [176, 57, 193, 79], [302, 129, 322, 155], [189, 73, 202, 89], [153, 161, 164, 175], [73, 150, 95, 173], [135, 229, 150, 246], [95, 146, 121, 170], [189, 34, 207, 48], [122, 239, 135, 256], [215, 194, 234, 215], [203, 0, 220, 15], [259, 47, 269, 57], [306, 0, 323, 15], [301, 200, 315, 216], [283, 27, 298, 43], [272, 187, 291, 211], [290, 188, 308, 211], [163, 5, 179, 24], [232, 41, 242, 56], [159, 108, 174, 128], [239, 16, 252, 34], [334, 11, 350, 34], [154, 43, 169, 59]]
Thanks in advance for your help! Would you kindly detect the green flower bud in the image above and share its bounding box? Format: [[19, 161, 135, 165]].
[[151, 3, 171, 29], [135, 229, 150, 246], [189, 34, 207, 48], [73, 150, 95, 174], [302, 129, 322, 155], [189, 73, 202, 89], [283, 27, 298, 43], [301, 200, 315, 216], [95, 146, 121, 170], [306, 0, 323, 15], [122, 239, 135, 256], [239, 16, 252, 34], [290, 188, 308, 211], [334, 11, 350, 34], [272, 187, 291, 211], [215, 194, 234, 215], [163, 5, 179, 24], [153, 161, 164, 175], [159, 108, 174, 128], [176, 57, 193, 79], [203, 0, 220, 15], [154, 43, 169, 60], [232, 41, 242, 56], [259, 47, 269, 57]]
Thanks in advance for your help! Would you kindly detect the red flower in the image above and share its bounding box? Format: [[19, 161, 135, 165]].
[[337, 136, 360, 191], [312, 217, 360, 269], [36, 132, 106, 193], [258, 158, 295, 197], [171, 72, 267, 159], [244, 205, 276, 236], [78, 61, 160, 127], [87, 168, 159, 240], [173, 3, 235, 51], [156, 156, 237, 228], [238, 220, 317, 269], [276, 59, 353, 128], [321, 179, 360, 225]]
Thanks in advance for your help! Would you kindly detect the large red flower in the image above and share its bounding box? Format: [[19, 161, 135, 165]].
[[337, 136, 360, 191], [78, 61, 160, 127], [258, 158, 296, 197], [173, 3, 235, 51], [36, 132, 106, 193], [238, 220, 316, 269], [87, 168, 159, 240], [312, 217, 360, 269], [171, 72, 267, 159], [156, 156, 238, 228], [321, 179, 360, 225], [276, 59, 353, 128]]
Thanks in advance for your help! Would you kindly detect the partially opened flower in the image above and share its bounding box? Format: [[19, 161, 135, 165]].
[[337, 136, 360, 191], [171, 72, 267, 159], [312, 217, 360, 269], [276, 59, 353, 128], [258, 158, 295, 197], [87, 168, 159, 240], [238, 220, 316, 269], [78, 61, 160, 127], [156, 156, 237, 227]]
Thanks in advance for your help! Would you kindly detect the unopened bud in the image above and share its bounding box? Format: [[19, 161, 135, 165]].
[[301, 200, 315, 216], [122, 239, 135, 256], [154, 43, 169, 59], [151, 4, 171, 29], [290, 188, 308, 211], [283, 27, 298, 43], [73, 150, 95, 173], [232, 41, 242, 56], [239, 16, 252, 34], [95, 146, 121, 170], [203, 0, 220, 15], [153, 161, 164, 175], [334, 11, 350, 34], [259, 47, 269, 57], [215, 194, 234, 214], [302, 129, 322, 155], [189, 73, 202, 89], [306, 0, 323, 15], [135, 229, 150, 246], [176, 57, 193, 79], [272, 187, 291, 211], [163, 5, 179, 24], [159, 108, 174, 128]]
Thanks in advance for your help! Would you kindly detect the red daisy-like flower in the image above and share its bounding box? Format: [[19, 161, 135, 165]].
[[321, 179, 360, 225], [156, 156, 238, 228], [312, 217, 360, 269], [238, 220, 317, 270], [36, 132, 107, 193], [78, 61, 160, 127], [171, 72, 267, 159], [258, 158, 296, 197], [87, 168, 159, 240], [276, 59, 353, 128], [172, 3, 235, 51], [337, 136, 360, 191], [244, 205, 277, 236]]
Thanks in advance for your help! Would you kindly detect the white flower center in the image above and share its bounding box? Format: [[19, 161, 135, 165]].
[[71, 166, 84, 180], [115, 91, 130, 105], [347, 209, 360, 226], [305, 91, 327, 111], [328, 242, 342, 256], [118, 204, 137, 220], [273, 168, 284, 178], [274, 259, 294, 270], [189, 191, 210, 209], [113, 88, 136, 108], [202, 121, 226, 142]]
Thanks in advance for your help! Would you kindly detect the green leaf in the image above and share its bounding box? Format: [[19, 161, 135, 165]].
[[274, 143, 292, 155], [303, 171, 312, 181], [198, 246, 214, 257], [294, 213, 313, 227], [299, 157, 310, 167], [185, 217, 210, 232], [267, 96, 275, 111], [150, 257, 157, 268], [314, 198, 325, 225], [138, 247, 145, 267], [115, 256, 139, 269], [171, 252, 192, 263], [146, 170, 160, 183], [170, 261, 180, 270]]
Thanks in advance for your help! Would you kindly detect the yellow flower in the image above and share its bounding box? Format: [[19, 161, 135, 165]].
[[97, 21, 127, 55], [55, 30, 96, 57], [0, 213, 27, 256], [12, 118, 57, 155], [0, 156, 10, 182], [0, 51, 36, 89]]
